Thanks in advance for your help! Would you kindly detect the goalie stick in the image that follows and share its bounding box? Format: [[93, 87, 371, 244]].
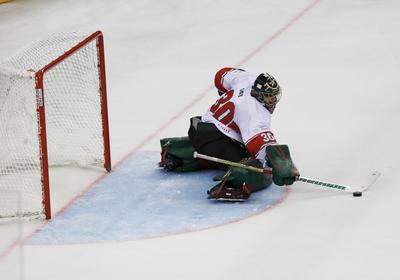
[[193, 152, 381, 195]]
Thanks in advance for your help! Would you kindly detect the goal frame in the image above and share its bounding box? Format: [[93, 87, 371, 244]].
[[34, 31, 111, 219]]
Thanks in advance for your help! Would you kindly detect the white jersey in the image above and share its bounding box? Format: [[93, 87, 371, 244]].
[[202, 68, 277, 161]]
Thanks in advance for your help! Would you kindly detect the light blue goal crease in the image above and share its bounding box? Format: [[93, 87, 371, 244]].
[[27, 151, 285, 245]]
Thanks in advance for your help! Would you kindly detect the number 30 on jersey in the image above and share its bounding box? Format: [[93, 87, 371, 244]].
[[210, 90, 235, 127]]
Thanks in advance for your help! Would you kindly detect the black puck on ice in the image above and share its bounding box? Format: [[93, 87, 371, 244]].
[[353, 191, 362, 197]]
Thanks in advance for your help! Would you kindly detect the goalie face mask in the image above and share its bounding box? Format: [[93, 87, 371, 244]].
[[251, 72, 282, 113], [261, 92, 281, 113]]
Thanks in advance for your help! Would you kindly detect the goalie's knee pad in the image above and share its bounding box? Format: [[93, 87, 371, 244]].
[[212, 158, 272, 195], [230, 158, 272, 192]]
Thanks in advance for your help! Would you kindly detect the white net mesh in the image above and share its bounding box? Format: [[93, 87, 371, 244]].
[[0, 191, 25, 280], [0, 32, 107, 219]]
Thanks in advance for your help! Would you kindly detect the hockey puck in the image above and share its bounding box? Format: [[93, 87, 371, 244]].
[[353, 191, 362, 197]]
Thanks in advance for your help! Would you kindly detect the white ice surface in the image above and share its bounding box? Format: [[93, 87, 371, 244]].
[[1, 0, 400, 279]]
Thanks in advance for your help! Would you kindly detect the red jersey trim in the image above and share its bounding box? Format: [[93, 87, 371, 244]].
[[214, 67, 236, 93], [245, 131, 277, 157]]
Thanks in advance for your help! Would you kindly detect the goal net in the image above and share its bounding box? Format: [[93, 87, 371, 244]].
[[0, 31, 111, 219]]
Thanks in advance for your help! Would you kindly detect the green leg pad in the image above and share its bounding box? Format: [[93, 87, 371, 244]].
[[160, 136, 211, 172], [214, 159, 272, 192]]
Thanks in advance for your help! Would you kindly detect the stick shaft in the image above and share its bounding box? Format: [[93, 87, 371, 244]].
[[193, 152, 271, 174], [296, 176, 351, 191], [193, 152, 354, 192]]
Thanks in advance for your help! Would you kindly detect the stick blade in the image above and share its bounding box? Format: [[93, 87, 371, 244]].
[[359, 171, 381, 192]]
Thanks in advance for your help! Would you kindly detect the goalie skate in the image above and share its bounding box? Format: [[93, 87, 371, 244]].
[[207, 183, 251, 202]]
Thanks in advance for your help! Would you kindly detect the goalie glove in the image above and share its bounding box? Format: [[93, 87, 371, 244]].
[[265, 145, 300, 186]]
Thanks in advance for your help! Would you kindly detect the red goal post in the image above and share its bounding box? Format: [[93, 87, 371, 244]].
[[0, 31, 111, 220]]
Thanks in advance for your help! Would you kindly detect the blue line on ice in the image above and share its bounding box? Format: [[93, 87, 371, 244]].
[[28, 151, 285, 244]]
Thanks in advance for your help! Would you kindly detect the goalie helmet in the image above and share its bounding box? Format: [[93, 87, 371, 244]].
[[251, 72, 282, 113]]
